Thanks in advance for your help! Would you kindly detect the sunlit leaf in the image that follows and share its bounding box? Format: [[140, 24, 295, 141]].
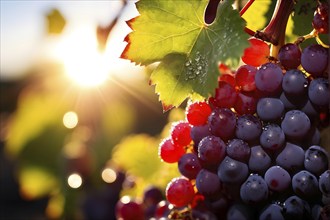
[[46, 8, 66, 35], [122, 0, 249, 108]]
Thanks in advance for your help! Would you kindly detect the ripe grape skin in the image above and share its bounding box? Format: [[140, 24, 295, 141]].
[[197, 135, 226, 169], [208, 108, 237, 141], [313, 12, 329, 34], [158, 138, 185, 163], [255, 62, 283, 96], [115, 197, 144, 220], [195, 169, 221, 196], [235, 114, 262, 143], [240, 174, 269, 204], [235, 65, 257, 92], [319, 170, 330, 196], [264, 166, 291, 192], [283, 195, 305, 219], [276, 142, 305, 174], [281, 110, 311, 140], [301, 44, 328, 77], [178, 153, 202, 180], [282, 69, 308, 96], [227, 203, 255, 220], [308, 78, 330, 107], [257, 98, 285, 122], [190, 124, 212, 148], [217, 156, 249, 184], [292, 170, 319, 200], [278, 43, 301, 69], [259, 204, 285, 220], [248, 145, 271, 174], [210, 81, 238, 109], [170, 121, 191, 147], [143, 186, 164, 206], [234, 92, 257, 115], [260, 124, 285, 151], [304, 145, 329, 176], [186, 101, 212, 126], [165, 177, 195, 207], [226, 139, 251, 162]]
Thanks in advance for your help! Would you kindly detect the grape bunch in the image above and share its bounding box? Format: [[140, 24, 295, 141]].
[[157, 38, 329, 219]]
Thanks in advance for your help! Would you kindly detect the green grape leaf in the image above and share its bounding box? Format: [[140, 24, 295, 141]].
[[122, 0, 249, 109]]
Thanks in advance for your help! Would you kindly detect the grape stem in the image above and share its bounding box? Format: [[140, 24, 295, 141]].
[[254, 0, 295, 58], [294, 29, 330, 49]]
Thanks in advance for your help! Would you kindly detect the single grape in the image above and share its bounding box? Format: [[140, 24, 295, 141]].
[[259, 204, 285, 220], [235, 65, 257, 92], [226, 139, 250, 162], [210, 81, 238, 109], [301, 44, 328, 77], [282, 69, 308, 96], [171, 121, 191, 147], [292, 170, 319, 200], [143, 186, 163, 206], [186, 101, 212, 126], [278, 43, 302, 69], [158, 138, 185, 163], [208, 108, 236, 141], [304, 145, 329, 176], [281, 110, 311, 139], [178, 153, 202, 179], [219, 72, 236, 87], [241, 38, 270, 67], [198, 135, 226, 169], [313, 12, 329, 34], [300, 100, 319, 120], [196, 169, 221, 196], [319, 170, 330, 197], [218, 156, 249, 184], [308, 77, 329, 107], [276, 142, 305, 174], [234, 92, 257, 115], [260, 124, 285, 151], [257, 97, 285, 122], [317, 2, 329, 18], [165, 177, 195, 207], [190, 124, 212, 149], [255, 62, 283, 96], [248, 145, 272, 174], [240, 174, 269, 204], [283, 195, 305, 219], [235, 114, 262, 143], [115, 196, 144, 220], [264, 166, 291, 192]]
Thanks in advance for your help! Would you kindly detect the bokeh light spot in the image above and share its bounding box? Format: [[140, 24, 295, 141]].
[[63, 111, 78, 129], [101, 168, 117, 183], [67, 173, 82, 188]]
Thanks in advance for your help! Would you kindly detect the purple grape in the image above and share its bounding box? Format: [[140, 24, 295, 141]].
[[308, 78, 329, 107], [143, 186, 163, 206], [218, 156, 249, 184], [255, 62, 283, 96], [282, 69, 308, 96], [257, 98, 285, 122], [240, 174, 269, 204], [260, 124, 285, 151], [226, 139, 250, 162], [283, 195, 305, 219], [195, 169, 221, 196], [319, 170, 330, 196], [281, 110, 311, 139], [264, 166, 291, 192], [198, 136, 226, 169], [300, 100, 319, 120], [301, 44, 328, 77], [276, 142, 305, 174], [292, 170, 319, 199], [227, 203, 255, 220], [312, 12, 329, 34], [259, 204, 285, 220], [304, 145, 329, 176], [178, 153, 202, 179], [278, 43, 301, 69], [235, 114, 262, 143], [190, 124, 212, 151], [208, 108, 236, 141], [248, 145, 271, 174]]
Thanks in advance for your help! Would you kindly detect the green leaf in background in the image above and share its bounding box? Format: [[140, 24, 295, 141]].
[[46, 8, 66, 35], [122, 0, 249, 108]]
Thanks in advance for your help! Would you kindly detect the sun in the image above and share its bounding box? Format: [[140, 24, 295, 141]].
[[54, 26, 111, 87]]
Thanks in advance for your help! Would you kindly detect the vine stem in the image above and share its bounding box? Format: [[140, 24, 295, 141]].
[[239, 0, 256, 36]]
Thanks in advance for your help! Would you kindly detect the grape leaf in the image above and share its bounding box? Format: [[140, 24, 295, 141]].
[[122, 0, 249, 109]]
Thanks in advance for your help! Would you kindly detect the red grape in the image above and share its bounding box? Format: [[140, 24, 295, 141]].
[[235, 65, 257, 92], [166, 177, 195, 207], [186, 102, 212, 126], [171, 121, 192, 147], [159, 138, 185, 163]]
